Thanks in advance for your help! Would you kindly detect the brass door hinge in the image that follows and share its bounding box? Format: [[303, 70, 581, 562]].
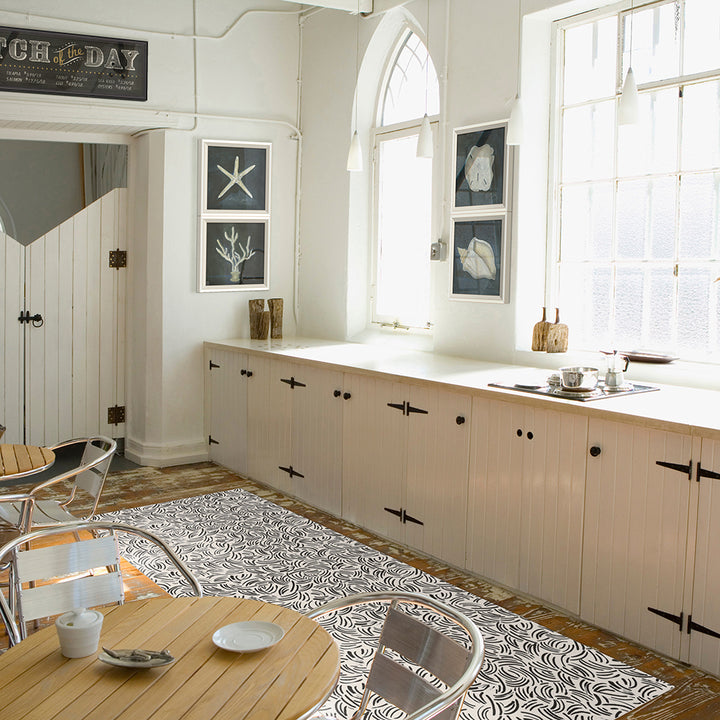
[[108, 405, 126, 424], [109, 249, 127, 268]]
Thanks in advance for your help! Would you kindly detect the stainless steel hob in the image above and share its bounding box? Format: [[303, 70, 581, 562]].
[[488, 380, 660, 402]]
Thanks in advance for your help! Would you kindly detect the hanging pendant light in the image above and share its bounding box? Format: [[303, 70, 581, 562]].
[[416, 0, 433, 158], [618, 0, 639, 125], [507, 0, 523, 146], [347, 130, 362, 171], [347, 0, 363, 172], [417, 113, 433, 158]]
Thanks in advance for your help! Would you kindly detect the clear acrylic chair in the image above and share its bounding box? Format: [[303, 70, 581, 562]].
[[306, 591, 485, 720], [0, 436, 116, 534], [0, 520, 203, 647]]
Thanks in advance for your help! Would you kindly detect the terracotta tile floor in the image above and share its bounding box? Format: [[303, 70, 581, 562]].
[[3, 460, 720, 719]]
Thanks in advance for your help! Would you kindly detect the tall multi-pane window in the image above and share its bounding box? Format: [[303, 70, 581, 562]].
[[373, 30, 439, 329], [553, 0, 720, 360]]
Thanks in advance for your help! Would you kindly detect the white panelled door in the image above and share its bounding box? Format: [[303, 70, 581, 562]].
[[0, 233, 24, 444], [1, 189, 126, 446]]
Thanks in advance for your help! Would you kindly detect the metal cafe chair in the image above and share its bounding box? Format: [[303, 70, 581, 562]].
[[0, 436, 116, 534], [306, 591, 485, 720], [0, 520, 203, 647]]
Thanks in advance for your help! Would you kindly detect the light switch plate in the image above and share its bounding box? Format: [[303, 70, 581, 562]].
[[430, 240, 446, 261]]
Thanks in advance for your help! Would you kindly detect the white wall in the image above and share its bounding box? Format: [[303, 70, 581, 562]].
[[0, 0, 304, 465]]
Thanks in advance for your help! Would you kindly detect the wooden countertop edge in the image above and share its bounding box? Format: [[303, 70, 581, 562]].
[[204, 339, 720, 441]]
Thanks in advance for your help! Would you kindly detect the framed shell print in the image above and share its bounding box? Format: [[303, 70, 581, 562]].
[[452, 122, 510, 213], [450, 216, 509, 303]]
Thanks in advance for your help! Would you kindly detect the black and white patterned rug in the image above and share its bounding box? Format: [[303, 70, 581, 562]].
[[100, 489, 671, 720]]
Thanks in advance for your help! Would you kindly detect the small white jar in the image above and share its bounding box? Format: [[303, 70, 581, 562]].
[[55, 608, 104, 658]]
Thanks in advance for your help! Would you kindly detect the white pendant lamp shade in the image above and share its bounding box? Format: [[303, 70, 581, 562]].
[[347, 130, 363, 172], [416, 114, 433, 158], [618, 66, 639, 125], [506, 95, 523, 146]]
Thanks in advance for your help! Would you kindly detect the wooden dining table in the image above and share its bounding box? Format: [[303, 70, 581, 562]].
[[0, 596, 341, 720], [0, 443, 55, 481]]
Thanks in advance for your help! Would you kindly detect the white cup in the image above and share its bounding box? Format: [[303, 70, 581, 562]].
[[55, 608, 104, 658]]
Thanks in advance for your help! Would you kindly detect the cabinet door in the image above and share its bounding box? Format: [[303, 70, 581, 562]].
[[342, 373, 406, 541], [404, 386, 471, 568], [291, 364, 344, 516], [467, 398, 587, 612], [467, 397, 525, 589], [246, 356, 292, 491], [518, 405, 587, 613], [205, 348, 248, 476], [581, 419, 692, 659], [687, 437, 720, 675]]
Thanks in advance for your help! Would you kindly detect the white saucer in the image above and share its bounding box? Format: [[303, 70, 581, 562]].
[[98, 650, 176, 669], [212, 621, 285, 653]]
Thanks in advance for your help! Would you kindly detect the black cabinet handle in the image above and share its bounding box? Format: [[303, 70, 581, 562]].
[[388, 401, 405, 413], [384, 507, 402, 519], [516, 429, 523, 437], [590, 446, 601, 457], [209, 360, 220, 370], [241, 369, 247, 376], [343, 392, 351, 400], [246, 370, 253, 378], [527, 431, 534, 440], [456, 416, 465, 425], [333, 389, 342, 397]]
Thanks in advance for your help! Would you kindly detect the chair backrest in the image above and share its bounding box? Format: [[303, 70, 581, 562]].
[[29, 436, 117, 523], [76, 437, 116, 502], [306, 591, 484, 720], [0, 520, 203, 647]]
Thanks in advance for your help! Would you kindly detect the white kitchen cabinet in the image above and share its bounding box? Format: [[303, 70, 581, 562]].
[[247, 356, 344, 515], [685, 437, 720, 676], [467, 398, 588, 614], [246, 355, 292, 492], [581, 418, 695, 661], [342, 374, 471, 567], [204, 347, 250, 476]]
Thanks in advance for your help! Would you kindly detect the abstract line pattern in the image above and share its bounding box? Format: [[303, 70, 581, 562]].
[[101, 489, 671, 720]]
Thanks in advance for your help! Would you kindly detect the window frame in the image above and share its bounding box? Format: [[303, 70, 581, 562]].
[[547, 0, 720, 359], [369, 26, 441, 331]]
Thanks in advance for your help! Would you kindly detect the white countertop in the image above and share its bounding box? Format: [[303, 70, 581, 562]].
[[205, 337, 720, 440]]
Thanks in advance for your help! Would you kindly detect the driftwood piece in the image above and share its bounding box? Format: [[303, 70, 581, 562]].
[[546, 308, 569, 353], [249, 299, 266, 339], [531, 307, 550, 351], [257, 311, 270, 340], [268, 298, 283, 339]]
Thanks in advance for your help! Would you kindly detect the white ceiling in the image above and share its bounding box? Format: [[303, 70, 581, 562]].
[[290, 0, 373, 12]]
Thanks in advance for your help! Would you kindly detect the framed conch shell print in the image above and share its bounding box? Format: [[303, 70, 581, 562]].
[[452, 122, 509, 212], [451, 216, 509, 302]]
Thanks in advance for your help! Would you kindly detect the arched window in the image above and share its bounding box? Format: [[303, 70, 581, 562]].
[[372, 29, 439, 329]]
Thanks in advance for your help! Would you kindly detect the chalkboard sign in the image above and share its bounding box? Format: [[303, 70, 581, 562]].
[[0, 26, 147, 101]]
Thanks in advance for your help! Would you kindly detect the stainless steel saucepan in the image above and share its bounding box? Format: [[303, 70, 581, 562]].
[[559, 366, 599, 390]]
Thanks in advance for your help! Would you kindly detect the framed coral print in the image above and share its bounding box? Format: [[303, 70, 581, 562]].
[[452, 122, 509, 213], [199, 219, 269, 292], [201, 139, 271, 214], [450, 216, 509, 302]]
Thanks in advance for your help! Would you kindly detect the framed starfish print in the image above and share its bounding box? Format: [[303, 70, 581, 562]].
[[201, 139, 271, 214]]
